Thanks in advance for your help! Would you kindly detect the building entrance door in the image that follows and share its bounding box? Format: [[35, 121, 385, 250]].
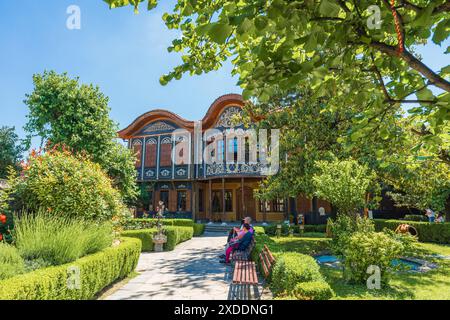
[[237, 186, 256, 222]]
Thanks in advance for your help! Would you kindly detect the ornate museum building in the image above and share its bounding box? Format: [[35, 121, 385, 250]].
[[119, 94, 331, 222]]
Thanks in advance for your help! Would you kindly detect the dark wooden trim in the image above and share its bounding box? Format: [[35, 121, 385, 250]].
[[209, 179, 212, 222], [222, 177, 226, 216]]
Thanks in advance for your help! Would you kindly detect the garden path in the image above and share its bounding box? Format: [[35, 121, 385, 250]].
[[105, 232, 233, 300]]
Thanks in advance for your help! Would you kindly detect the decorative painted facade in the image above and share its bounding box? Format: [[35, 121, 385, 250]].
[[119, 94, 331, 222]]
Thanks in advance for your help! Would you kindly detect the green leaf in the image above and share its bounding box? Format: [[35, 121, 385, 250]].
[[411, 5, 434, 27], [432, 19, 450, 45], [319, 0, 341, 17], [440, 65, 450, 78], [237, 18, 253, 35], [304, 33, 317, 52], [208, 23, 233, 44], [255, 16, 269, 30]]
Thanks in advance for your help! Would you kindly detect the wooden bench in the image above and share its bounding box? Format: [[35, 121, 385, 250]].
[[259, 245, 276, 280], [232, 237, 255, 261], [231, 243, 275, 300]]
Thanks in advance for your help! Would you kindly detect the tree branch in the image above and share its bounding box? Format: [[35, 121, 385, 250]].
[[386, 99, 436, 104], [369, 42, 450, 92], [370, 53, 392, 101], [433, 0, 450, 14], [310, 17, 345, 21], [336, 0, 351, 13]]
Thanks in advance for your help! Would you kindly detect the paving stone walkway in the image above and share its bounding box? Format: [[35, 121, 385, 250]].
[[106, 232, 233, 300]]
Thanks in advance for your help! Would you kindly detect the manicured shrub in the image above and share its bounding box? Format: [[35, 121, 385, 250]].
[[9, 149, 124, 221], [343, 231, 403, 284], [164, 226, 194, 250], [328, 214, 374, 255], [15, 212, 113, 266], [0, 237, 141, 300], [403, 214, 428, 222], [374, 219, 450, 244], [193, 223, 205, 236], [270, 252, 324, 295], [122, 218, 194, 230], [0, 243, 25, 280], [292, 281, 334, 300], [263, 224, 290, 236], [300, 224, 327, 233], [121, 226, 193, 251], [251, 232, 334, 300], [120, 229, 157, 252]]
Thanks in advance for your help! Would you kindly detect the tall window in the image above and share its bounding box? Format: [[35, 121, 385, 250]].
[[217, 140, 224, 162], [259, 200, 271, 212], [273, 198, 285, 212], [198, 189, 204, 212], [132, 140, 142, 168], [160, 137, 172, 166], [212, 191, 221, 213], [159, 191, 169, 209], [145, 139, 157, 167], [225, 191, 233, 212], [211, 190, 233, 212], [177, 191, 187, 212], [245, 137, 250, 163], [228, 137, 238, 163]]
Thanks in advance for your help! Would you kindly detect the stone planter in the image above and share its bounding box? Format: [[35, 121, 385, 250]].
[[153, 234, 167, 252]]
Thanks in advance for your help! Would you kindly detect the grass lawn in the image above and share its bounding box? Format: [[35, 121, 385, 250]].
[[270, 235, 450, 300]]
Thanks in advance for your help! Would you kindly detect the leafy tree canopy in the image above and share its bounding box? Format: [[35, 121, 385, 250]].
[[0, 126, 23, 179], [105, 0, 449, 163], [24, 71, 137, 203], [312, 157, 379, 215]]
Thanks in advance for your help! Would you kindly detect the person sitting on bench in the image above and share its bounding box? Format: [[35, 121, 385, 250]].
[[226, 217, 254, 243], [220, 223, 252, 264]]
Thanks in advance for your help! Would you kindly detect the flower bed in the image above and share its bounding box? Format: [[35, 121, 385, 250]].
[[121, 226, 194, 252], [0, 237, 141, 300]]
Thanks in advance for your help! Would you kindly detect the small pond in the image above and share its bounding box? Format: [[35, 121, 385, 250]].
[[314, 254, 437, 273]]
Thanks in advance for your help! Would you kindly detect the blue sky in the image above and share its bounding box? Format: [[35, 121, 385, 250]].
[[0, 1, 448, 148], [0, 0, 240, 146]]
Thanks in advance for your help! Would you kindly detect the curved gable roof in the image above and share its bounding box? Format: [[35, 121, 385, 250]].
[[118, 94, 245, 139]]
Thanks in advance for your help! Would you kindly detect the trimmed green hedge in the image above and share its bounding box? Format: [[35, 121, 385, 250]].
[[263, 224, 290, 235], [270, 252, 324, 295], [403, 215, 428, 222], [121, 229, 157, 251], [121, 226, 193, 252], [292, 281, 335, 300], [250, 233, 333, 300], [374, 219, 450, 244], [263, 224, 326, 235], [300, 224, 327, 233], [165, 226, 194, 250], [0, 237, 141, 300], [122, 218, 194, 230], [193, 223, 205, 237]]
